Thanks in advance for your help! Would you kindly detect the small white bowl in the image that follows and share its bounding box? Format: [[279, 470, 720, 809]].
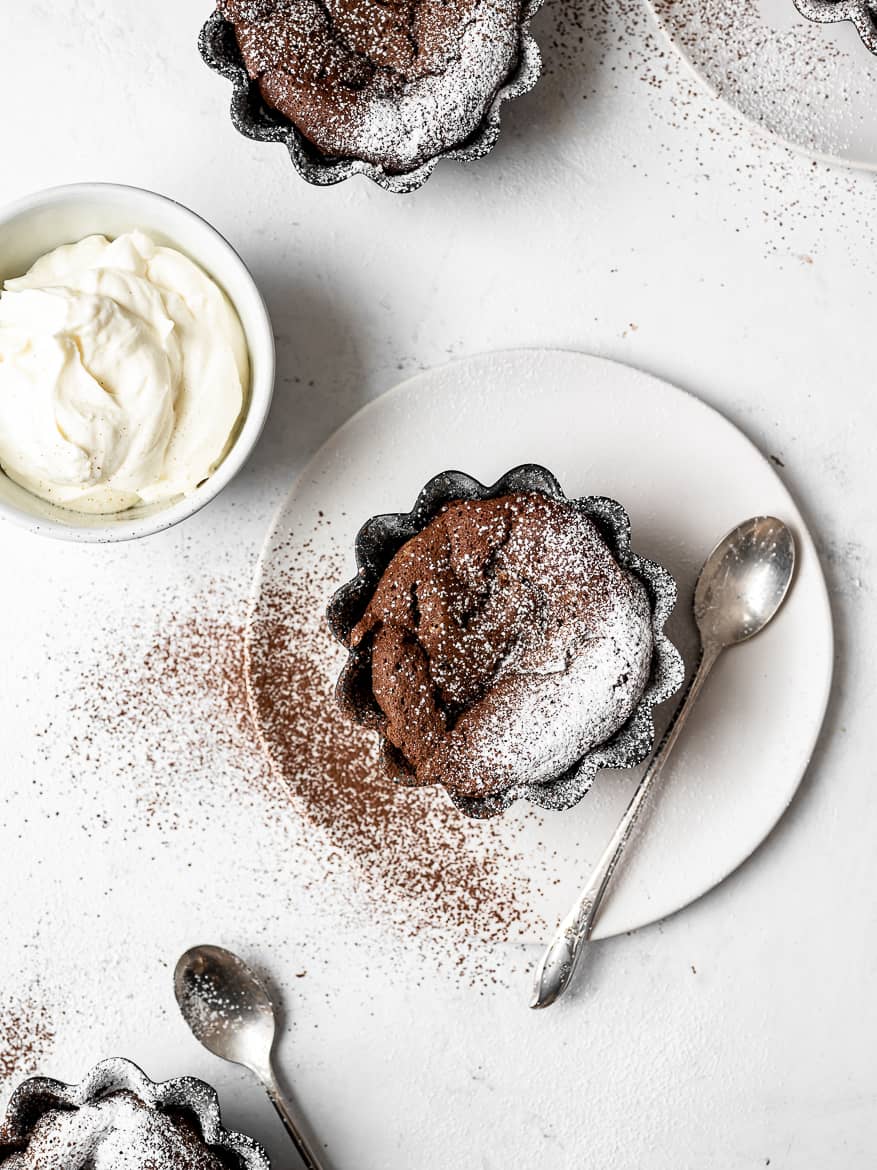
[[0, 183, 275, 542]]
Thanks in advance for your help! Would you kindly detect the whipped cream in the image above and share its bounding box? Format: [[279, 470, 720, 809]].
[[0, 230, 249, 514]]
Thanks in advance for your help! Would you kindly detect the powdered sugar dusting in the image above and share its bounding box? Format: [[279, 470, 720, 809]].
[[442, 587, 653, 798], [350, 5, 523, 170], [176, 971, 252, 1040], [222, 0, 524, 170], [1, 1094, 225, 1170]]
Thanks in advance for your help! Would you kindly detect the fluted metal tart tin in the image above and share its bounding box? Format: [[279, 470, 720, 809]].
[[0, 1057, 270, 1170], [328, 464, 685, 819], [792, 0, 877, 53], [198, 3, 544, 193]]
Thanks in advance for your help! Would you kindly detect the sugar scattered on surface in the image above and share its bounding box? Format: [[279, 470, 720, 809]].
[[529, 0, 877, 262], [650, 0, 877, 158]]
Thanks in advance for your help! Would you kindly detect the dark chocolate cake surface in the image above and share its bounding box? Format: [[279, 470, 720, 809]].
[[348, 492, 654, 799], [219, 0, 522, 171]]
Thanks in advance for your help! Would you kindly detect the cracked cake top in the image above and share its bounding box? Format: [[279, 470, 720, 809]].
[[218, 0, 523, 172], [347, 491, 655, 800]]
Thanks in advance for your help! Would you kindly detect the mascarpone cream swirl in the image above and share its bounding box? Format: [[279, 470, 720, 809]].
[[0, 230, 249, 514]]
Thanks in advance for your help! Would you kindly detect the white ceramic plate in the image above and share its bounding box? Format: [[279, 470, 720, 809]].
[[248, 350, 832, 940], [647, 0, 877, 172]]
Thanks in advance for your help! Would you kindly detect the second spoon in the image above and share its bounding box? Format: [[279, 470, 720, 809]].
[[530, 515, 796, 1009]]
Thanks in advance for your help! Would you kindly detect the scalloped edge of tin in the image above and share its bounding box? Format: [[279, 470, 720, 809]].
[[0, 1057, 271, 1170]]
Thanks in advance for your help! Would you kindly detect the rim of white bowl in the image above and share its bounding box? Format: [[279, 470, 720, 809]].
[[0, 182, 275, 543]]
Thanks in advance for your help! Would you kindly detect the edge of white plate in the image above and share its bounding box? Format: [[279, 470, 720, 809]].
[[643, 0, 877, 175]]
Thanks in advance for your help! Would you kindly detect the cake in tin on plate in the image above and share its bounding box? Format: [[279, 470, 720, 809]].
[[328, 464, 684, 818]]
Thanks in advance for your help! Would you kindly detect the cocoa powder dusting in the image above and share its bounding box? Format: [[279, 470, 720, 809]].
[[0, 997, 54, 1083], [248, 574, 530, 940], [74, 610, 270, 830], [69, 545, 531, 949]]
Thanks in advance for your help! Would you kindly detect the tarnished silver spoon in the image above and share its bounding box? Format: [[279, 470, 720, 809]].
[[174, 945, 326, 1170], [531, 516, 796, 1009]]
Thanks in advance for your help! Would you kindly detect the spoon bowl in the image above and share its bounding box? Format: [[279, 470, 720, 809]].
[[694, 516, 796, 650], [174, 945, 275, 1074]]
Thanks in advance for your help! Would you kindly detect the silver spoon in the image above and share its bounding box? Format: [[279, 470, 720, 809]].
[[174, 945, 326, 1170], [531, 516, 796, 1009]]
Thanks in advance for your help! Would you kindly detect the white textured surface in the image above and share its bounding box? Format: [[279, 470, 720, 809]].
[[0, 3, 875, 1170]]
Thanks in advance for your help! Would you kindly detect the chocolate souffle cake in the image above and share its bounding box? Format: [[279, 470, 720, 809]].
[[0, 1092, 230, 1170], [330, 469, 684, 816], [218, 0, 526, 171]]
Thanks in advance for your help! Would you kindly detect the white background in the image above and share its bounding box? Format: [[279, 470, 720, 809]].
[[1, 2, 875, 1168]]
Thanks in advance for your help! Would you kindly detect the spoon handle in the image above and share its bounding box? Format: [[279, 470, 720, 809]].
[[530, 643, 720, 1009], [262, 1066, 327, 1170]]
